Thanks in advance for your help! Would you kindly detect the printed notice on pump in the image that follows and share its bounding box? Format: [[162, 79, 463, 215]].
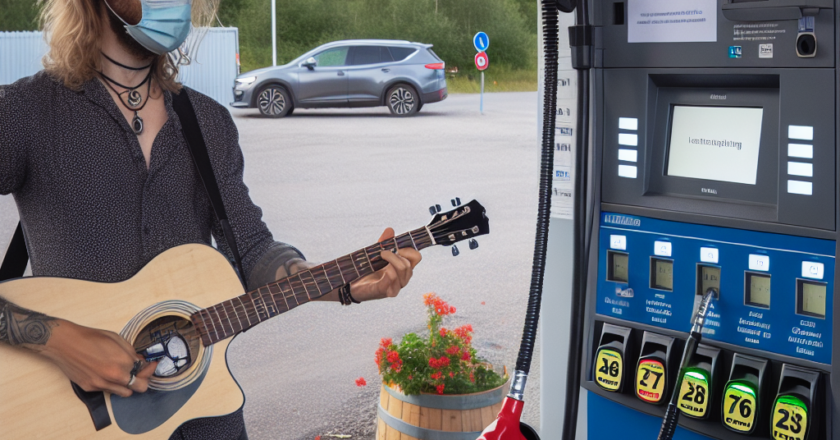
[[629, 0, 717, 43]]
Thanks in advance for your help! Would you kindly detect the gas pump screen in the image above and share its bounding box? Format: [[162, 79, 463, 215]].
[[666, 106, 763, 185]]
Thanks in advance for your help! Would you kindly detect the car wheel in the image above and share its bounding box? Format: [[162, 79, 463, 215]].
[[257, 85, 292, 118], [387, 84, 420, 116]]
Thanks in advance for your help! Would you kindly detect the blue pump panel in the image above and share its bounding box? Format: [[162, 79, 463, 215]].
[[596, 212, 835, 364]]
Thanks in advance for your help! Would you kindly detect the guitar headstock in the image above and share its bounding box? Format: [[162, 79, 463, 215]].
[[426, 199, 489, 247]]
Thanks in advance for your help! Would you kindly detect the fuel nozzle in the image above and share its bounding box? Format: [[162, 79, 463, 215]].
[[657, 288, 717, 440]]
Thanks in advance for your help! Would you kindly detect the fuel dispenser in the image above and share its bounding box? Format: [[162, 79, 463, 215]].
[[568, 0, 839, 438]]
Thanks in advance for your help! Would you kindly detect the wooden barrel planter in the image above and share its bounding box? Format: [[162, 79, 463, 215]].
[[376, 380, 510, 440]]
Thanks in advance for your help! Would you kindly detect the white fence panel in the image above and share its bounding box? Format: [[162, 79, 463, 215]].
[[0, 32, 49, 85], [0, 28, 239, 106], [178, 28, 240, 106]]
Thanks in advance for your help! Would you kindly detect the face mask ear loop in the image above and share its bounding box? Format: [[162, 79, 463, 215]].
[[102, 0, 133, 27]]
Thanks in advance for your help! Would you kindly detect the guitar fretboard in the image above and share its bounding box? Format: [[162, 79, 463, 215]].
[[191, 227, 433, 346]]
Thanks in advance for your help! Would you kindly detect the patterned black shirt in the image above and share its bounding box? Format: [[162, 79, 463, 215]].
[[0, 71, 303, 439]]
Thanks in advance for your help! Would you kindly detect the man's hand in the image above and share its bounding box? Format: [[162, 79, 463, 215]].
[[301, 227, 422, 303], [350, 227, 422, 301], [40, 320, 157, 397]]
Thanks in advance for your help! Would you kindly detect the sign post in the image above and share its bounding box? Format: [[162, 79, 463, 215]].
[[473, 32, 489, 114]]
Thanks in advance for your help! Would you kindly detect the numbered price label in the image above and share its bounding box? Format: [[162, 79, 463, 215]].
[[594, 348, 623, 391], [772, 395, 808, 440], [723, 383, 758, 433], [678, 370, 710, 418], [636, 360, 666, 403]]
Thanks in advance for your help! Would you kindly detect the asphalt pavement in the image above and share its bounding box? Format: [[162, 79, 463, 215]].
[[0, 91, 542, 439]]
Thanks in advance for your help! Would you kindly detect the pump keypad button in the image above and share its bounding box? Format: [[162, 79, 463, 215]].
[[678, 370, 710, 418], [772, 396, 808, 440], [594, 348, 623, 391], [635, 360, 666, 403], [723, 383, 758, 433]]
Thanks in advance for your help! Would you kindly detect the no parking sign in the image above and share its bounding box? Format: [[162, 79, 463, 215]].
[[475, 51, 489, 71]]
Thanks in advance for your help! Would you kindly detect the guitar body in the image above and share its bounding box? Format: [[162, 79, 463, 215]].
[[0, 244, 246, 439]]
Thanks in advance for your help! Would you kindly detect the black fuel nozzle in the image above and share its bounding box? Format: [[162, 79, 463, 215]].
[[657, 288, 716, 440]]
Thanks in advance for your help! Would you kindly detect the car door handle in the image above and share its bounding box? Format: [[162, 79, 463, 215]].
[[381, 68, 390, 73], [337, 71, 345, 76]]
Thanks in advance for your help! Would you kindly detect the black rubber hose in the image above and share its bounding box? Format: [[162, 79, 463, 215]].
[[514, 0, 560, 375], [562, 1, 591, 439]]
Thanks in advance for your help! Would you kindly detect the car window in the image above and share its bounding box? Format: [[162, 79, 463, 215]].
[[388, 47, 417, 61], [314, 47, 349, 67], [380, 47, 394, 62], [350, 46, 389, 65]]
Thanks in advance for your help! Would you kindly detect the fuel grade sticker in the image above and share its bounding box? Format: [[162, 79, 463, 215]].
[[636, 359, 666, 403], [772, 395, 808, 440], [594, 348, 623, 391], [723, 383, 758, 433], [678, 370, 710, 418]]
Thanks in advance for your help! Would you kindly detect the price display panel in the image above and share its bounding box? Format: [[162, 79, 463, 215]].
[[608, 251, 629, 283], [745, 272, 771, 309], [650, 258, 673, 291], [697, 265, 721, 297], [797, 280, 827, 318]]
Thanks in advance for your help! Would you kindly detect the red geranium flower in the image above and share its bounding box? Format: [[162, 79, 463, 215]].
[[446, 346, 460, 355], [439, 327, 448, 338], [436, 384, 445, 394], [431, 371, 443, 380], [355, 377, 367, 387], [380, 337, 392, 348], [387, 351, 400, 363]]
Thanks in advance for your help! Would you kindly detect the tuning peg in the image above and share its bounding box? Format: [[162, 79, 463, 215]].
[[469, 239, 479, 250], [451, 197, 462, 207], [429, 206, 436, 216], [436, 204, 442, 213], [451, 245, 460, 256]]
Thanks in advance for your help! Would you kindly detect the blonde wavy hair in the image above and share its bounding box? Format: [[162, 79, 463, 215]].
[[39, 0, 219, 92]]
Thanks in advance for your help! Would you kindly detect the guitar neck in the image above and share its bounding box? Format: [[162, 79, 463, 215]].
[[191, 226, 435, 346]]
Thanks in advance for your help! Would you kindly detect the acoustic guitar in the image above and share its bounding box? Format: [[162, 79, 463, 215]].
[[0, 200, 489, 439]]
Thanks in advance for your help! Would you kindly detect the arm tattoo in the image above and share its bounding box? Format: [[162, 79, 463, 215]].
[[0, 297, 58, 347]]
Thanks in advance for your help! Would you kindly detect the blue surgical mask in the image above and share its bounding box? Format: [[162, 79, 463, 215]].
[[106, 0, 192, 56]]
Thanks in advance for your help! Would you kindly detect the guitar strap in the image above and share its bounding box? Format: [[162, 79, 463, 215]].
[[172, 90, 246, 285], [0, 223, 27, 282], [0, 90, 246, 286]]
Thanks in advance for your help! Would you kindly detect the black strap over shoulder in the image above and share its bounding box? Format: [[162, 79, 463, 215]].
[[172, 90, 246, 285], [0, 222, 28, 282]]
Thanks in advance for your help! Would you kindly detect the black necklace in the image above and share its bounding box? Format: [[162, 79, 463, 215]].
[[99, 69, 153, 135], [101, 51, 153, 71]]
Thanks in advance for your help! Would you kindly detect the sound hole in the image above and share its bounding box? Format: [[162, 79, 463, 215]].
[[132, 316, 201, 379]]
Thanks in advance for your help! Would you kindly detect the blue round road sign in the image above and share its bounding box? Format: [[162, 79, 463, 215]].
[[473, 32, 489, 52]]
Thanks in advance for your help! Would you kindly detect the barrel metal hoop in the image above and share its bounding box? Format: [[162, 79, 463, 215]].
[[383, 384, 505, 410], [377, 405, 482, 440]]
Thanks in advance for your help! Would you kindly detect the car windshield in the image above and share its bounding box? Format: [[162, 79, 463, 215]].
[[314, 47, 349, 67]]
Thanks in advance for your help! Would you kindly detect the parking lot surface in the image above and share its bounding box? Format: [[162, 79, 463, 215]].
[[0, 91, 541, 439]]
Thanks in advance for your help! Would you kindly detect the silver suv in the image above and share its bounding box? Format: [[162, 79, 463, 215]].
[[231, 39, 448, 117]]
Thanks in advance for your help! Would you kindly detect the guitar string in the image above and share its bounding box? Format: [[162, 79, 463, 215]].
[[196, 227, 468, 341], [201, 232, 438, 338], [203, 236, 434, 337]]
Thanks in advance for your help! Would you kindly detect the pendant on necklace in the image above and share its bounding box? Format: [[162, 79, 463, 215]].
[[132, 112, 144, 135], [127, 89, 143, 107]]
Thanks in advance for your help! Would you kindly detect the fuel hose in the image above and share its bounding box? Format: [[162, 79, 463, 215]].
[[657, 288, 717, 440]]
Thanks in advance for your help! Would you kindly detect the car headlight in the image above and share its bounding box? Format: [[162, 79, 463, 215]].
[[235, 76, 257, 86]]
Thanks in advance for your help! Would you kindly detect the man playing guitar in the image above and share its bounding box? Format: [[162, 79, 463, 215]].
[[0, 0, 421, 438]]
